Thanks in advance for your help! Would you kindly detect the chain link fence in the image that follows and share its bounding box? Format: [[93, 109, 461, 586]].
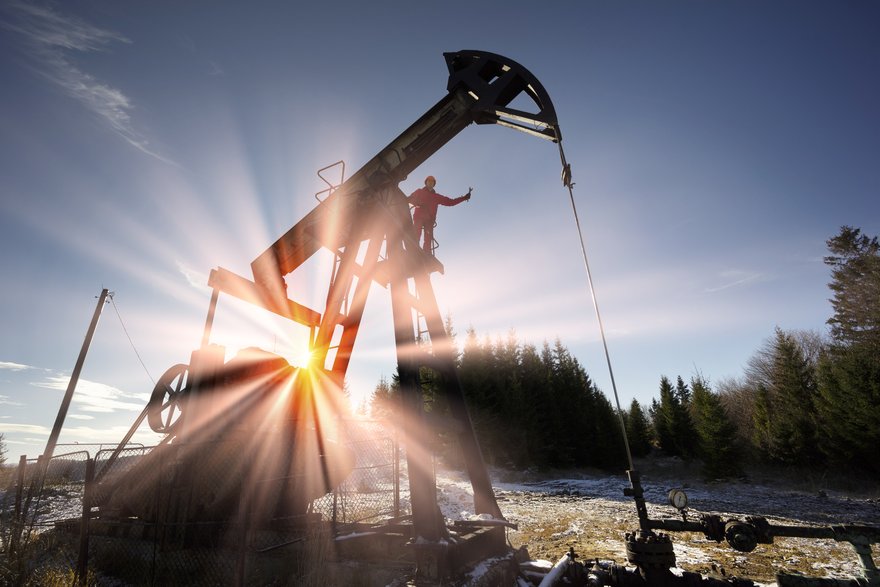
[[1, 419, 403, 585], [312, 419, 402, 524], [1, 450, 91, 584]]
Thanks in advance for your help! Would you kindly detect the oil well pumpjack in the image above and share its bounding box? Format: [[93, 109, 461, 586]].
[[96, 49, 564, 578], [92, 50, 880, 586]]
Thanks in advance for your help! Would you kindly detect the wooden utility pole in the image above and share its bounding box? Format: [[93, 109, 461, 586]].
[[42, 288, 109, 462]]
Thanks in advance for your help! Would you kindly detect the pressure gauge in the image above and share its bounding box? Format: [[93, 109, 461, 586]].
[[668, 489, 689, 510]]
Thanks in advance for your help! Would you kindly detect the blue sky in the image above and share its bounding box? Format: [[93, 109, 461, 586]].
[[1, 1, 878, 460]]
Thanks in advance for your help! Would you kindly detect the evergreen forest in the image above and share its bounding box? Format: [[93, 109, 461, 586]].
[[368, 226, 880, 479]]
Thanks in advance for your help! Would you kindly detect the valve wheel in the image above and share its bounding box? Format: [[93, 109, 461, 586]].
[[148, 363, 189, 434], [725, 521, 759, 553]]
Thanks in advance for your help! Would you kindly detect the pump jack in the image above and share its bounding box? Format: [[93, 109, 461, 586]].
[[244, 49, 560, 540], [95, 50, 564, 581]]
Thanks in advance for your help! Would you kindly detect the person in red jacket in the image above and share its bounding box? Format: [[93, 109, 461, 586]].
[[408, 175, 471, 253]]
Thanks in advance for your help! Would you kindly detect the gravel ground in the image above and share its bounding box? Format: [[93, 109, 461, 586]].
[[435, 465, 880, 585]]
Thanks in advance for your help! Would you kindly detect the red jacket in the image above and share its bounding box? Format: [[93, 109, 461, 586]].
[[408, 188, 468, 224]]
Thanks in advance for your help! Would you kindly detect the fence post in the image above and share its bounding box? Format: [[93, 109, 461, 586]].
[[393, 433, 400, 518], [13, 455, 25, 519], [76, 458, 95, 586], [10, 455, 27, 555], [234, 467, 253, 587]]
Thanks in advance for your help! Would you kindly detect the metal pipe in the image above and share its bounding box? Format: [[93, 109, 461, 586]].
[[558, 139, 633, 472], [538, 550, 575, 587], [200, 287, 220, 348]]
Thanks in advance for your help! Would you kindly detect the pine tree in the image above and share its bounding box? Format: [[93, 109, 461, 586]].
[[516, 340, 559, 466], [674, 376, 691, 405], [824, 226, 880, 350], [816, 342, 880, 475], [690, 376, 742, 479], [459, 328, 490, 409], [487, 330, 522, 466], [547, 339, 584, 466], [652, 376, 679, 456], [369, 375, 397, 420], [517, 343, 549, 466], [748, 329, 819, 465], [591, 390, 628, 470], [377, 327, 624, 471], [816, 226, 880, 476], [444, 313, 460, 364], [769, 328, 819, 464], [672, 376, 697, 458], [625, 399, 652, 457], [458, 328, 499, 461]]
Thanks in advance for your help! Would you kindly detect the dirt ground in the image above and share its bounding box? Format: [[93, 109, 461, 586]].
[[436, 459, 880, 585]]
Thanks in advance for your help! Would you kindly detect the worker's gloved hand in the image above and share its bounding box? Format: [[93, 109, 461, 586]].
[[464, 187, 473, 201]]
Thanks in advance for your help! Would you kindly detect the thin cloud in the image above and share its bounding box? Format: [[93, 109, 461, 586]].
[[177, 260, 209, 290], [31, 375, 146, 413], [47, 424, 157, 445], [0, 394, 23, 406], [704, 270, 764, 293], [0, 361, 33, 371], [0, 423, 50, 435], [1, 1, 175, 165]]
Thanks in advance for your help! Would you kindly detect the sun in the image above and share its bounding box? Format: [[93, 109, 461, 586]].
[[294, 347, 315, 369]]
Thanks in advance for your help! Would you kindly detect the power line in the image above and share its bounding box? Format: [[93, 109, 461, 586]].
[[109, 293, 156, 386]]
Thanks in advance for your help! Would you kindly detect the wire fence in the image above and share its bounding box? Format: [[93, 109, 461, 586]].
[[311, 419, 401, 525], [0, 419, 403, 586]]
